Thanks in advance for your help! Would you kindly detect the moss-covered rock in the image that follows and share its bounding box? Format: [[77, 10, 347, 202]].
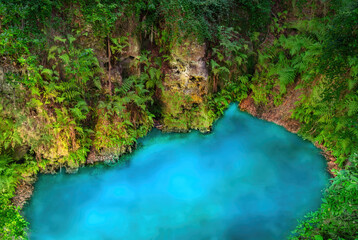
[[160, 39, 214, 132]]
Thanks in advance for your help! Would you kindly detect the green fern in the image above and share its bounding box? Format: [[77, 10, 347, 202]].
[[346, 95, 358, 116]]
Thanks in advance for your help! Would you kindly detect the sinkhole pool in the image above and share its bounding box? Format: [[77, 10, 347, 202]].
[[23, 104, 329, 240]]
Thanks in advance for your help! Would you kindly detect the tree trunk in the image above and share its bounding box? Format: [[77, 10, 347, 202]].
[[213, 75, 218, 93], [107, 35, 112, 95]]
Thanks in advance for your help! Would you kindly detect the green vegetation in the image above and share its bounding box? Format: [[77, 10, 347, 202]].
[[0, 0, 357, 239]]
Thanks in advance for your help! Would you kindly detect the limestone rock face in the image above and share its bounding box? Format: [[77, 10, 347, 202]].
[[161, 40, 214, 132], [165, 41, 208, 98]]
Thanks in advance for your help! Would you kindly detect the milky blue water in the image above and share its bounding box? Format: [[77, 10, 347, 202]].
[[23, 104, 329, 240]]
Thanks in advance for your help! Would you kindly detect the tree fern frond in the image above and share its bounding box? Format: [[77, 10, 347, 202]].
[[278, 67, 296, 93], [346, 95, 358, 116]]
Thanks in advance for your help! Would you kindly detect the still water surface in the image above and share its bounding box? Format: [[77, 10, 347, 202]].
[[24, 104, 329, 240]]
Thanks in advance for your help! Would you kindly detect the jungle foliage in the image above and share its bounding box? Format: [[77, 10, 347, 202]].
[[0, 0, 357, 239]]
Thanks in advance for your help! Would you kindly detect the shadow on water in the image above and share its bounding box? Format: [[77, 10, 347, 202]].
[[23, 104, 329, 240]]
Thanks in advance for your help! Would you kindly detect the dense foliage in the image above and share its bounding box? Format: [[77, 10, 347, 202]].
[[0, 0, 357, 239]]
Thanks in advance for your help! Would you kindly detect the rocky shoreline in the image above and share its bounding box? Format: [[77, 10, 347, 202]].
[[12, 180, 35, 209]]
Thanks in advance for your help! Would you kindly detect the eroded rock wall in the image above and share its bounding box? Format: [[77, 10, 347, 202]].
[[161, 39, 214, 132]]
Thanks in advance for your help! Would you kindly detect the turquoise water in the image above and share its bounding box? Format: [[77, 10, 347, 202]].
[[23, 104, 329, 240]]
